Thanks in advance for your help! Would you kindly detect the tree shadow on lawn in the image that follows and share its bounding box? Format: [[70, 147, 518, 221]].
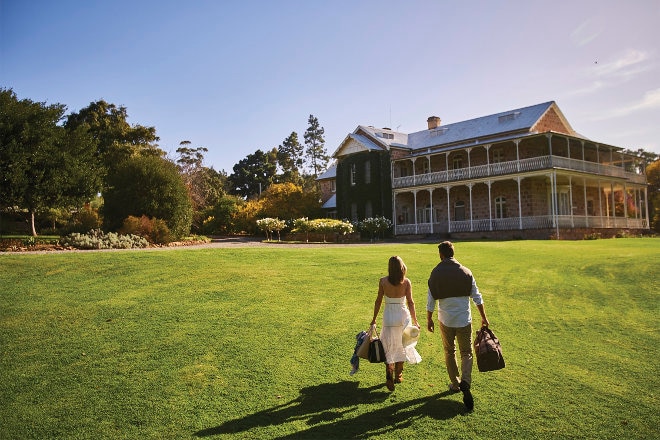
[[194, 380, 465, 438]]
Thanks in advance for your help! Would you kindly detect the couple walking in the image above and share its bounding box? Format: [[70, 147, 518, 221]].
[[370, 241, 490, 411]]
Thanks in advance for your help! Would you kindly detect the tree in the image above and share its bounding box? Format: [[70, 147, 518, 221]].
[[624, 148, 660, 172], [64, 100, 162, 188], [102, 155, 192, 239], [201, 194, 242, 235], [260, 182, 321, 220], [0, 88, 102, 236], [228, 149, 277, 199], [232, 198, 264, 234], [175, 141, 207, 172], [174, 141, 227, 232], [303, 114, 329, 178], [276, 132, 304, 183]]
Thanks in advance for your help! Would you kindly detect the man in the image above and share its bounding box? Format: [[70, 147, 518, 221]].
[[427, 241, 489, 411]]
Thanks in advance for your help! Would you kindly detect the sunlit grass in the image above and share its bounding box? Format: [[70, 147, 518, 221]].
[[0, 239, 658, 439]]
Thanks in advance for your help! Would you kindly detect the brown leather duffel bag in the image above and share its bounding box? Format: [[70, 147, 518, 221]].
[[474, 326, 505, 372]]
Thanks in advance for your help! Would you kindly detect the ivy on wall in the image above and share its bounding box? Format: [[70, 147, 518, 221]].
[[336, 151, 392, 221]]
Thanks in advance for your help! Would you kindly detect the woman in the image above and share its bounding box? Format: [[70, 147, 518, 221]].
[[370, 256, 421, 391]]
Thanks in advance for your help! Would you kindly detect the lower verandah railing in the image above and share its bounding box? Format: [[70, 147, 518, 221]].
[[394, 216, 647, 235]]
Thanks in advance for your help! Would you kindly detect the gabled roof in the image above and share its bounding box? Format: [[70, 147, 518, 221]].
[[333, 101, 584, 158], [332, 132, 390, 158], [356, 126, 409, 148]]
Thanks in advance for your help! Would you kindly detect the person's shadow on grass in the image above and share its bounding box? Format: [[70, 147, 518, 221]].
[[194, 381, 465, 438]]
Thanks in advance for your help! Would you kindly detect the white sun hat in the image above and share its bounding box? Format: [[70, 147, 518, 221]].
[[402, 324, 420, 347]]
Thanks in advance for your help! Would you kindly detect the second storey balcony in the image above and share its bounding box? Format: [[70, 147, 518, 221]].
[[391, 131, 648, 190], [392, 154, 647, 189]]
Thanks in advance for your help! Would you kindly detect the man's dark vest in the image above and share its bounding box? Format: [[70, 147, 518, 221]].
[[428, 258, 473, 300]]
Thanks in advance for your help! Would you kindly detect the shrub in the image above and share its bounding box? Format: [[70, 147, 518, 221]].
[[256, 217, 286, 241], [292, 217, 312, 242], [359, 216, 393, 241], [200, 195, 242, 235], [309, 218, 354, 242], [60, 229, 149, 249], [150, 218, 172, 244], [75, 208, 102, 232], [120, 215, 172, 244]]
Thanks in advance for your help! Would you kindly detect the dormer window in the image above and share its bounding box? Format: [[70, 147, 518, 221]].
[[430, 127, 448, 137], [377, 131, 394, 139], [498, 112, 521, 123]]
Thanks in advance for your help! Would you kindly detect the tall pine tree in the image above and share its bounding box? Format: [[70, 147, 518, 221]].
[[277, 131, 303, 183], [303, 114, 329, 178]]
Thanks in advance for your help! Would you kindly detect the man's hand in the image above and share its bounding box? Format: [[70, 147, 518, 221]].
[[427, 319, 435, 333]]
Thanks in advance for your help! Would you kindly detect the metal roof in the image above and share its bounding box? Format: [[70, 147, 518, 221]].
[[332, 101, 609, 160], [321, 193, 336, 209], [406, 101, 556, 150], [316, 164, 336, 180]]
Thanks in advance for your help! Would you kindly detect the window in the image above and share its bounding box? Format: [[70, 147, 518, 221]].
[[364, 161, 371, 184], [365, 201, 373, 219], [400, 206, 410, 224], [558, 191, 570, 215], [453, 156, 463, 169], [495, 196, 507, 218], [417, 204, 433, 223], [587, 199, 594, 216], [421, 160, 429, 174], [492, 149, 504, 163], [430, 128, 448, 136], [454, 201, 465, 221], [350, 163, 356, 186], [330, 180, 336, 193], [498, 112, 521, 123], [351, 203, 358, 222]]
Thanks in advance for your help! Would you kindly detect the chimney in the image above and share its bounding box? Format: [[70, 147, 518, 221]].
[[427, 116, 441, 130]]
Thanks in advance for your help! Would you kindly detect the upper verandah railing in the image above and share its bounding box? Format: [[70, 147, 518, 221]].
[[392, 155, 646, 189]]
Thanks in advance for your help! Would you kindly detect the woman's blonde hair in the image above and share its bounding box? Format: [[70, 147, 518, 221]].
[[387, 256, 407, 285]]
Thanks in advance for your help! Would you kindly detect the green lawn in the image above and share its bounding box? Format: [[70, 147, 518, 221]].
[[1, 239, 658, 439]]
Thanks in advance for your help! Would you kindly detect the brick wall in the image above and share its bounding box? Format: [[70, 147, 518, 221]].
[[532, 107, 572, 135], [390, 149, 409, 160], [319, 179, 334, 203]]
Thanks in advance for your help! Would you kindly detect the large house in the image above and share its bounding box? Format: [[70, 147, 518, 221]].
[[330, 101, 649, 239]]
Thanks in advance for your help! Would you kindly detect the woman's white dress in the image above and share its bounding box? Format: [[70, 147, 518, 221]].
[[381, 296, 422, 364]]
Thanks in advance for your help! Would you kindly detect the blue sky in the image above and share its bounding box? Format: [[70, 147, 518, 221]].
[[2, 0, 659, 173]]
